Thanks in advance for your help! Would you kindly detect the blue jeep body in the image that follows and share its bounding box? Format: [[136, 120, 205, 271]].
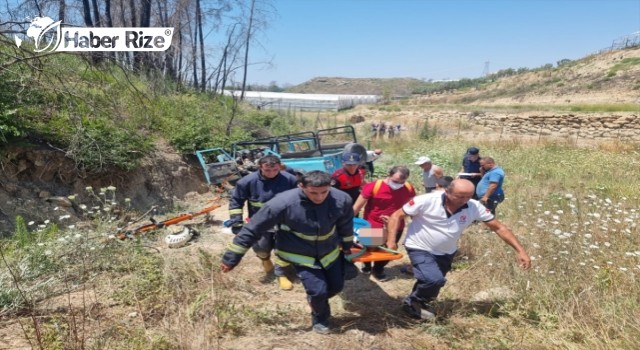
[[196, 126, 360, 185]]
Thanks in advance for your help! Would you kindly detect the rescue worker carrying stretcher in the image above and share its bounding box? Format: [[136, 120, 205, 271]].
[[221, 171, 355, 334], [227, 155, 298, 290]]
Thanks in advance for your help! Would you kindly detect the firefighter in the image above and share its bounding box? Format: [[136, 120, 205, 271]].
[[221, 171, 355, 334], [227, 155, 298, 290], [331, 152, 367, 205]]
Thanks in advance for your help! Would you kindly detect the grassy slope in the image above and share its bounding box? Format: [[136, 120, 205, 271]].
[[1, 46, 640, 349]]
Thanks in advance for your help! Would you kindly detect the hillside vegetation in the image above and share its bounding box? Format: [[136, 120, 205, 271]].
[[289, 46, 640, 107], [1, 41, 640, 350]]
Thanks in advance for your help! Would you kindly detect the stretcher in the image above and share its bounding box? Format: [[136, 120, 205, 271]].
[[347, 218, 403, 262]]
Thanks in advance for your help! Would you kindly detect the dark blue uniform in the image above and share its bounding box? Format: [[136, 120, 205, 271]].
[[461, 153, 481, 199], [228, 170, 298, 272], [223, 187, 354, 328]]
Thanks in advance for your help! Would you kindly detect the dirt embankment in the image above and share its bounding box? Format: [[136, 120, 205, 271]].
[[0, 141, 209, 235]]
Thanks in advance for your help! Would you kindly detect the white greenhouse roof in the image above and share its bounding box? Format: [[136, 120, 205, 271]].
[[222, 91, 380, 111]]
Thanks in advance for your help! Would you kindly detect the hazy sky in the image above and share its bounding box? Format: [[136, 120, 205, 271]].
[[246, 0, 640, 86]]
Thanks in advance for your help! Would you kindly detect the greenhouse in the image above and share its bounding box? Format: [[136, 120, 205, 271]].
[[223, 91, 380, 111]]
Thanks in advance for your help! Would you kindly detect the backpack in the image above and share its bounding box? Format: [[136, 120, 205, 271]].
[[372, 179, 413, 197]]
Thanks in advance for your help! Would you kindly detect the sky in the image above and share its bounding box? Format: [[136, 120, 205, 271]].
[[246, 0, 640, 86]]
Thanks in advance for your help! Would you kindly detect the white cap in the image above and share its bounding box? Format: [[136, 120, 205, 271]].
[[414, 156, 431, 165]]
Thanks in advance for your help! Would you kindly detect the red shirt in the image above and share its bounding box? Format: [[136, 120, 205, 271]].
[[361, 180, 416, 230], [331, 167, 367, 202]]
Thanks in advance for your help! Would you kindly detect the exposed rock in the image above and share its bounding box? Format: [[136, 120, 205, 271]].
[[471, 287, 516, 302]]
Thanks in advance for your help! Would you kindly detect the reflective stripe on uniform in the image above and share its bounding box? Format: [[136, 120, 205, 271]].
[[228, 209, 243, 215], [277, 245, 341, 269], [277, 250, 317, 268], [342, 235, 354, 243], [319, 246, 341, 267], [280, 225, 337, 242], [249, 201, 264, 208], [226, 242, 249, 255], [274, 255, 291, 267]]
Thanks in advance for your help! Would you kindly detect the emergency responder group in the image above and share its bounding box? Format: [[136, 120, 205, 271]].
[[221, 149, 531, 334]]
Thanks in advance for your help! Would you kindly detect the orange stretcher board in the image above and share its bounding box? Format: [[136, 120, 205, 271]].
[[349, 247, 403, 263]]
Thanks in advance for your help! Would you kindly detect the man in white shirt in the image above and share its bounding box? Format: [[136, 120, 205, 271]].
[[414, 156, 443, 193], [386, 179, 531, 320]]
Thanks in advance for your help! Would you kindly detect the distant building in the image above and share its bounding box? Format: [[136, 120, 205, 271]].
[[222, 91, 380, 111]]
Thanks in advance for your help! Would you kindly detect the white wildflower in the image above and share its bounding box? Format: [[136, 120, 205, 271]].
[[604, 242, 611, 247], [544, 211, 551, 215], [593, 265, 600, 269], [107, 186, 116, 191], [619, 267, 628, 272], [28, 221, 35, 226]]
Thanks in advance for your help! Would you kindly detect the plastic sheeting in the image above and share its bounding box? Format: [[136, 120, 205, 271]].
[[222, 91, 380, 111]]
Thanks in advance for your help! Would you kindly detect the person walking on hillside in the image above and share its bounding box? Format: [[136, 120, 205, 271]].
[[365, 148, 383, 179], [459, 147, 482, 199], [227, 155, 298, 290], [221, 171, 355, 334], [331, 152, 367, 204], [352, 165, 416, 281], [415, 156, 443, 193], [385, 179, 531, 320], [400, 174, 455, 276], [476, 156, 506, 216]]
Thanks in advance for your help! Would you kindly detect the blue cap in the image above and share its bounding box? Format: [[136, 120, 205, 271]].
[[342, 152, 361, 165]]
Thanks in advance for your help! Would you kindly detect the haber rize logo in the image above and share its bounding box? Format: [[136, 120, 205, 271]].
[[15, 16, 62, 52], [15, 16, 173, 52]]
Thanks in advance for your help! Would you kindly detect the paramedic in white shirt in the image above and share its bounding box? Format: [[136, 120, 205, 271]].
[[385, 179, 531, 320]]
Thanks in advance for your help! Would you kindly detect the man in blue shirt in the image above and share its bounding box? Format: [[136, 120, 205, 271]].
[[476, 157, 505, 215]]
